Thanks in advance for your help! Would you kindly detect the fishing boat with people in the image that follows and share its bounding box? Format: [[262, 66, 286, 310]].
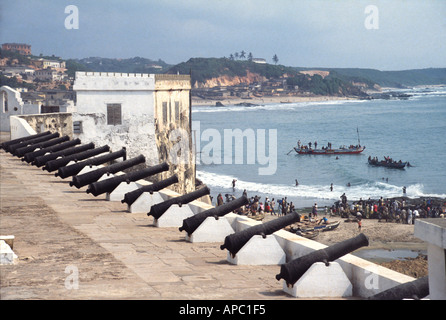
[[368, 156, 407, 169], [294, 144, 365, 155], [293, 127, 365, 155]]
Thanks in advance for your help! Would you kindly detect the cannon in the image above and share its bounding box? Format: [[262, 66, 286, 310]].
[[275, 233, 369, 286], [121, 175, 179, 206], [43, 145, 110, 172], [86, 162, 169, 197], [368, 276, 429, 300], [70, 154, 146, 188], [179, 195, 249, 236], [56, 147, 127, 179], [15, 135, 70, 158], [220, 212, 301, 258], [147, 186, 210, 220], [22, 138, 81, 163], [1, 131, 52, 151], [9, 132, 60, 155], [33, 143, 95, 167]]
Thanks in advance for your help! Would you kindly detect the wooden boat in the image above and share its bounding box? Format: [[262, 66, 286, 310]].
[[300, 220, 341, 232], [368, 158, 407, 169], [296, 230, 320, 239], [295, 145, 365, 155]]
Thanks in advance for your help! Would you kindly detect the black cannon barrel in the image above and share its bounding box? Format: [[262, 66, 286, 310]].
[[70, 154, 145, 188], [368, 276, 429, 300], [1, 131, 52, 151], [220, 212, 301, 257], [56, 147, 127, 179], [16, 136, 70, 158], [275, 233, 369, 286], [22, 138, 81, 163], [121, 175, 179, 206], [86, 162, 169, 197], [9, 132, 60, 155], [179, 195, 249, 236], [147, 186, 210, 220], [44, 145, 110, 172], [33, 143, 95, 167]]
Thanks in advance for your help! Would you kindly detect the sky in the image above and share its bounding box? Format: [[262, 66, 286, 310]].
[[1, 0, 445, 70]]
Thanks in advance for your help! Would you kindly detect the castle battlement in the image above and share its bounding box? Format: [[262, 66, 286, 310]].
[[73, 71, 155, 91]]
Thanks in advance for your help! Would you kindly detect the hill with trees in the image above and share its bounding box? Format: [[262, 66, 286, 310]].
[[166, 57, 372, 97]]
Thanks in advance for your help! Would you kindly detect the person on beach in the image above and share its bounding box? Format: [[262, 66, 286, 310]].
[[312, 203, 318, 217], [232, 179, 237, 190], [270, 198, 276, 215], [217, 193, 224, 206], [289, 202, 295, 213], [357, 215, 362, 232]]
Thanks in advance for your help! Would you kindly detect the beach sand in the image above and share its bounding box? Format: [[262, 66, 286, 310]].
[[192, 95, 355, 107], [261, 212, 432, 278]]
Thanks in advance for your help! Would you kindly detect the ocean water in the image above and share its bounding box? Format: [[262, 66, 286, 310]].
[[191, 87, 446, 208]]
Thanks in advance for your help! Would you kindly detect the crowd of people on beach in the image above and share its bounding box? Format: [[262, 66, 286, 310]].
[[215, 191, 300, 218], [211, 178, 445, 224], [332, 193, 445, 224]]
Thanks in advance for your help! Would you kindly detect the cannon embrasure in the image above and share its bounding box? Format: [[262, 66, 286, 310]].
[[275, 233, 369, 287], [43, 145, 110, 172], [147, 186, 210, 220], [86, 162, 169, 196], [22, 138, 81, 163], [220, 212, 301, 258], [56, 147, 127, 179], [179, 195, 249, 236], [1, 131, 52, 151], [33, 143, 95, 167], [70, 154, 145, 188], [368, 276, 429, 300], [16, 135, 70, 158], [9, 132, 60, 155], [121, 175, 179, 206]]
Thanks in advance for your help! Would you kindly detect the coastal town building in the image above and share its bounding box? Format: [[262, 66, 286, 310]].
[[1, 43, 31, 56], [34, 68, 66, 82], [31, 58, 66, 70]]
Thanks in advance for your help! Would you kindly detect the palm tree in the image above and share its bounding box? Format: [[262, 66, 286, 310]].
[[240, 50, 246, 59], [247, 52, 253, 62], [273, 54, 279, 65]]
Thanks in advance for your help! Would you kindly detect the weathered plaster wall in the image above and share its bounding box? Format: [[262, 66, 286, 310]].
[[154, 74, 195, 194], [72, 72, 196, 196], [73, 72, 159, 166], [18, 113, 73, 138]]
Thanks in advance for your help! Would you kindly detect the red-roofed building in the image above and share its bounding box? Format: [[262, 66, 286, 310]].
[[2, 43, 31, 56]]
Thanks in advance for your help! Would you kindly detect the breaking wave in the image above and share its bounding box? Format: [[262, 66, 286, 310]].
[[197, 170, 446, 204], [192, 99, 365, 114]]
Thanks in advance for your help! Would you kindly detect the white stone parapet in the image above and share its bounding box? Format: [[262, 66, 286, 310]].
[[73, 71, 155, 91]]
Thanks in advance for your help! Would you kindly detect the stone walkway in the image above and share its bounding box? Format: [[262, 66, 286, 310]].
[[0, 149, 297, 300]]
